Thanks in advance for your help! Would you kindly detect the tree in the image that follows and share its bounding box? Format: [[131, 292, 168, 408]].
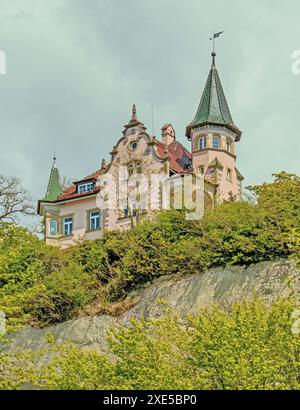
[[0, 175, 34, 223]]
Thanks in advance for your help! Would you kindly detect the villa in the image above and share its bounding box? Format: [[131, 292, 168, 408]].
[[38, 52, 243, 247]]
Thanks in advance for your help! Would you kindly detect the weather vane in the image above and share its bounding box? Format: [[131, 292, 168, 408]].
[[210, 31, 224, 54]]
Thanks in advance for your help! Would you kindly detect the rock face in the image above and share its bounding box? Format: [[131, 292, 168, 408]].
[[2, 259, 300, 354]]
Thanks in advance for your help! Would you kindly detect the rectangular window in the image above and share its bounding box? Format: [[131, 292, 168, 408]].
[[227, 169, 233, 182], [63, 217, 73, 236], [226, 140, 231, 153], [213, 135, 220, 150], [198, 137, 207, 150], [89, 210, 100, 231], [49, 219, 57, 236], [78, 182, 94, 194]]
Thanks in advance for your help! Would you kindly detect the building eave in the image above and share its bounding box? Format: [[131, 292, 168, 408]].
[[38, 191, 100, 215], [186, 121, 241, 141]]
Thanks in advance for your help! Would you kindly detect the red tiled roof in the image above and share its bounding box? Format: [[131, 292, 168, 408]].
[[73, 170, 101, 184], [58, 170, 101, 201], [57, 140, 192, 202], [157, 140, 192, 174], [58, 186, 101, 201]]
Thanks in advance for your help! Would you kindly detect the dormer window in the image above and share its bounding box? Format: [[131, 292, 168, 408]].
[[212, 135, 221, 150], [198, 136, 207, 150], [78, 182, 94, 194]]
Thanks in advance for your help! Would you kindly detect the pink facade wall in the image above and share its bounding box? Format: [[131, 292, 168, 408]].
[[191, 127, 241, 201], [44, 196, 103, 249], [100, 124, 166, 231]]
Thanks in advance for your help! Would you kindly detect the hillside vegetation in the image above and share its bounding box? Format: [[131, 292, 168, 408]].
[[0, 172, 300, 333], [1, 297, 300, 390]]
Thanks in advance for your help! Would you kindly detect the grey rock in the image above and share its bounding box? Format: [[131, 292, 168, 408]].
[[1, 259, 299, 355]]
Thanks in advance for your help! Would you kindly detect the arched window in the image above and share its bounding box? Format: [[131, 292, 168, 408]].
[[49, 219, 57, 236], [199, 165, 204, 175], [212, 135, 221, 150], [198, 136, 207, 150], [136, 161, 142, 174], [127, 163, 134, 176]]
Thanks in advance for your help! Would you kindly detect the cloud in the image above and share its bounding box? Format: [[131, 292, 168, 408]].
[[0, 0, 299, 212]]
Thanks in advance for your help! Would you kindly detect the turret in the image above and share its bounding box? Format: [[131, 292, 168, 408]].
[[43, 155, 63, 201], [186, 53, 243, 201]]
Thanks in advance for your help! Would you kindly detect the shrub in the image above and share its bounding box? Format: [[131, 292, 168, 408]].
[[1, 172, 300, 328], [4, 297, 300, 390]]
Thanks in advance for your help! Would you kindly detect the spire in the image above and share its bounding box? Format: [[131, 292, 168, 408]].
[[123, 104, 146, 132], [43, 156, 63, 201], [132, 104, 137, 121], [186, 55, 241, 139]]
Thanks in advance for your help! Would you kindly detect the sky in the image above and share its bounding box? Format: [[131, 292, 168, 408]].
[[0, 0, 300, 211]]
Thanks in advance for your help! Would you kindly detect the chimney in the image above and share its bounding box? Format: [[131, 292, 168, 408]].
[[161, 124, 175, 146]]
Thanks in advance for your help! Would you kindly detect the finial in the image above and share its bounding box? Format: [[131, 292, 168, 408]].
[[101, 158, 106, 169], [52, 152, 57, 168], [132, 104, 137, 121], [210, 31, 223, 66], [211, 51, 216, 67]]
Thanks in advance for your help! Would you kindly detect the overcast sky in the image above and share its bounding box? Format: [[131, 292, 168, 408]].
[[0, 0, 300, 207]]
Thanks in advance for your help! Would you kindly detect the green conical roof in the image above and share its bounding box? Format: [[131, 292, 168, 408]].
[[43, 158, 63, 201], [186, 54, 240, 138]]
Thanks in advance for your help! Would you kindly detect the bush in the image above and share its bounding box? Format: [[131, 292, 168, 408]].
[[1, 172, 300, 328], [4, 297, 300, 390]]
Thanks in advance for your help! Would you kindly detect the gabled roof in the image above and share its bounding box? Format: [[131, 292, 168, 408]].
[[43, 158, 63, 201], [73, 170, 101, 185], [208, 157, 224, 170], [186, 53, 241, 139], [54, 140, 192, 203], [58, 170, 101, 201], [58, 185, 101, 201]]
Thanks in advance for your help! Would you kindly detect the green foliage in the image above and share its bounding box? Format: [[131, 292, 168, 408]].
[[1, 172, 300, 329], [22, 263, 99, 326], [3, 297, 300, 390]]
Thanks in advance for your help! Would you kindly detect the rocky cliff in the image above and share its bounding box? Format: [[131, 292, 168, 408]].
[[2, 259, 300, 354]]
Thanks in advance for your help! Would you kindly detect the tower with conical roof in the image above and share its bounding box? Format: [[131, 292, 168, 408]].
[[187, 52, 243, 203], [43, 156, 63, 201]]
